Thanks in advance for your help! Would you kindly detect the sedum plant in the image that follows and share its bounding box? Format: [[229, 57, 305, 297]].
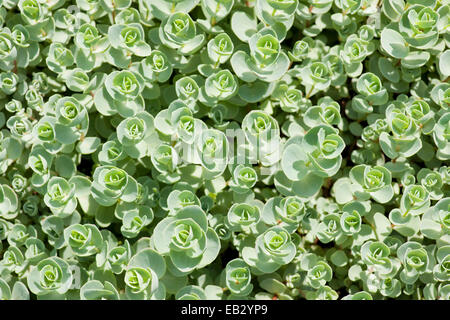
[[152, 205, 220, 275], [0, 0, 448, 302]]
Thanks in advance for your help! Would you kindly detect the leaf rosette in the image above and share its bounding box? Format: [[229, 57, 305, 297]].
[[400, 184, 430, 217], [241, 110, 281, 158], [11, 173, 28, 194], [24, 237, 48, 265], [399, 5, 439, 49], [341, 35, 369, 70], [159, 12, 205, 55], [349, 164, 394, 203], [151, 144, 182, 184], [262, 196, 306, 233], [120, 205, 154, 239], [80, 280, 120, 300], [0, 31, 17, 71], [317, 213, 342, 243], [406, 99, 435, 135], [98, 140, 126, 166], [204, 69, 238, 102], [397, 241, 430, 284], [420, 198, 450, 240], [124, 248, 166, 299], [167, 189, 201, 214], [379, 277, 402, 298], [225, 258, 253, 296], [301, 253, 333, 289], [55, 97, 88, 131], [229, 164, 258, 193], [300, 62, 332, 97], [195, 128, 229, 178], [27, 145, 53, 187], [117, 111, 157, 159], [356, 73, 388, 106], [201, 0, 235, 26], [108, 23, 151, 57], [18, 0, 46, 25], [361, 241, 394, 276], [7, 223, 36, 248], [64, 224, 103, 256], [6, 116, 33, 141], [140, 50, 173, 83], [282, 125, 344, 180], [255, 0, 298, 29], [231, 27, 290, 82], [0, 184, 20, 220], [0, 72, 19, 95], [288, 38, 310, 61], [340, 201, 366, 235], [44, 177, 77, 218], [33, 117, 63, 154], [46, 43, 74, 73], [433, 246, 450, 282], [207, 33, 234, 66], [155, 100, 206, 144], [27, 257, 73, 296], [175, 285, 207, 300], [227, 202, 261, 232], [152, 205, 220, 274], [106, 69, 143, 100], [1, 246, 25, 274], [304, 96, 342, 128], [242, 226, 296, 273], [433, 113, 450, 161], [74, 24, 102, 51], [417, 169, 443, 200], [95, 70, 145, 117], [175, 76, 200, 106], [272, 83, 305, 113]]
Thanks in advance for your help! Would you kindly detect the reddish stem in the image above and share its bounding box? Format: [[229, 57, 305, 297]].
[[12, 60, 18, 74]]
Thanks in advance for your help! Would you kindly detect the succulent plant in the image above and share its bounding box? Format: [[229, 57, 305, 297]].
[[0, 0, 448, 302]]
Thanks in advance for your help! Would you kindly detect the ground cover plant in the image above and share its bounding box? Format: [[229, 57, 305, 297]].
[[0, 0, 449, 300]]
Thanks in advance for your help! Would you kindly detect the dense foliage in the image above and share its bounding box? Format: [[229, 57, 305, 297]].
[[0, 0, 449, 300]]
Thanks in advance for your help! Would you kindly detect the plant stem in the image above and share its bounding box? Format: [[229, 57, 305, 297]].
[[213, 1, 221, 25], [306, 84, 315, 98], [12, 60, 18, 74], [214, 55, 221, 68]]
